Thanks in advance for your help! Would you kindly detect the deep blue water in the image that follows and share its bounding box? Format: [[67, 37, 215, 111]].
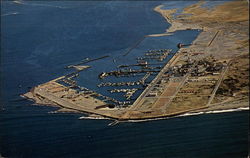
[[0, 1, 249, 158]]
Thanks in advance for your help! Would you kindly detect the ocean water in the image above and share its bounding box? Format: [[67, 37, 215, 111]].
[[0, 1, 249, 158]]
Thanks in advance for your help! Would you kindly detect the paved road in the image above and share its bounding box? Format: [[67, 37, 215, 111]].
[[162, 74, 190, 108], [34, 87, 118, 118], [206, 62, 230, 106], [130, 52, 181, 110]]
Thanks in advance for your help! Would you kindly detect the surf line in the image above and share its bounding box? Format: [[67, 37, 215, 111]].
[[123, 36, 146, 56]]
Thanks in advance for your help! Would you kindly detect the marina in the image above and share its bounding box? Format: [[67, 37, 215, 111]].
[[20, 0, 249, 121], [22, 42, 236, 120], [2, 1, 249, 157]]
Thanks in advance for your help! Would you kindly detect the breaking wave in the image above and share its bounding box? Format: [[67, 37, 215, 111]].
[[128, 107, 249, 123], [79, 116, 111, 120], [178, 107, 249, 117]]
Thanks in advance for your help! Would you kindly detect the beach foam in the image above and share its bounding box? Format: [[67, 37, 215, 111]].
[[77, 107, 249, 122], [127, 107, 249, 123], [79, 116, 111, 120]]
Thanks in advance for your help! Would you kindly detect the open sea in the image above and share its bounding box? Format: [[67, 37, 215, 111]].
[[0, 1, 249, 158]]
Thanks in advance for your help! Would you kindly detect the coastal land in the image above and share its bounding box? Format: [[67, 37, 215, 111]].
[[22, 1, 249, 121]]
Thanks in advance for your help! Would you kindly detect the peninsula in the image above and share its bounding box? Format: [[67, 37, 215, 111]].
[[22, 1, 249, 121]]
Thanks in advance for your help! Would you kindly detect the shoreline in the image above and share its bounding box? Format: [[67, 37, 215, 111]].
[[151, 0, 249, 116], [126, 107, 249, 123], [21, 1, 249, 122], [79, 107, 249, 123], [154, 5, 203, 33]]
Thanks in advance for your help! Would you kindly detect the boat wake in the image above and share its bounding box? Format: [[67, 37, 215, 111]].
[[13, 0, 69, 9], [1, 12, 19, 17]]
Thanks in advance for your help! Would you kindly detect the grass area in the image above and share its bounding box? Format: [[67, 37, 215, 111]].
[[182, 1, 249, 24], [166, 96, 208, 113], [213, 54, 249, 103]]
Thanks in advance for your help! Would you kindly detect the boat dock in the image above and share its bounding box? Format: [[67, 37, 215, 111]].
[[22, 43, 229, 120]]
